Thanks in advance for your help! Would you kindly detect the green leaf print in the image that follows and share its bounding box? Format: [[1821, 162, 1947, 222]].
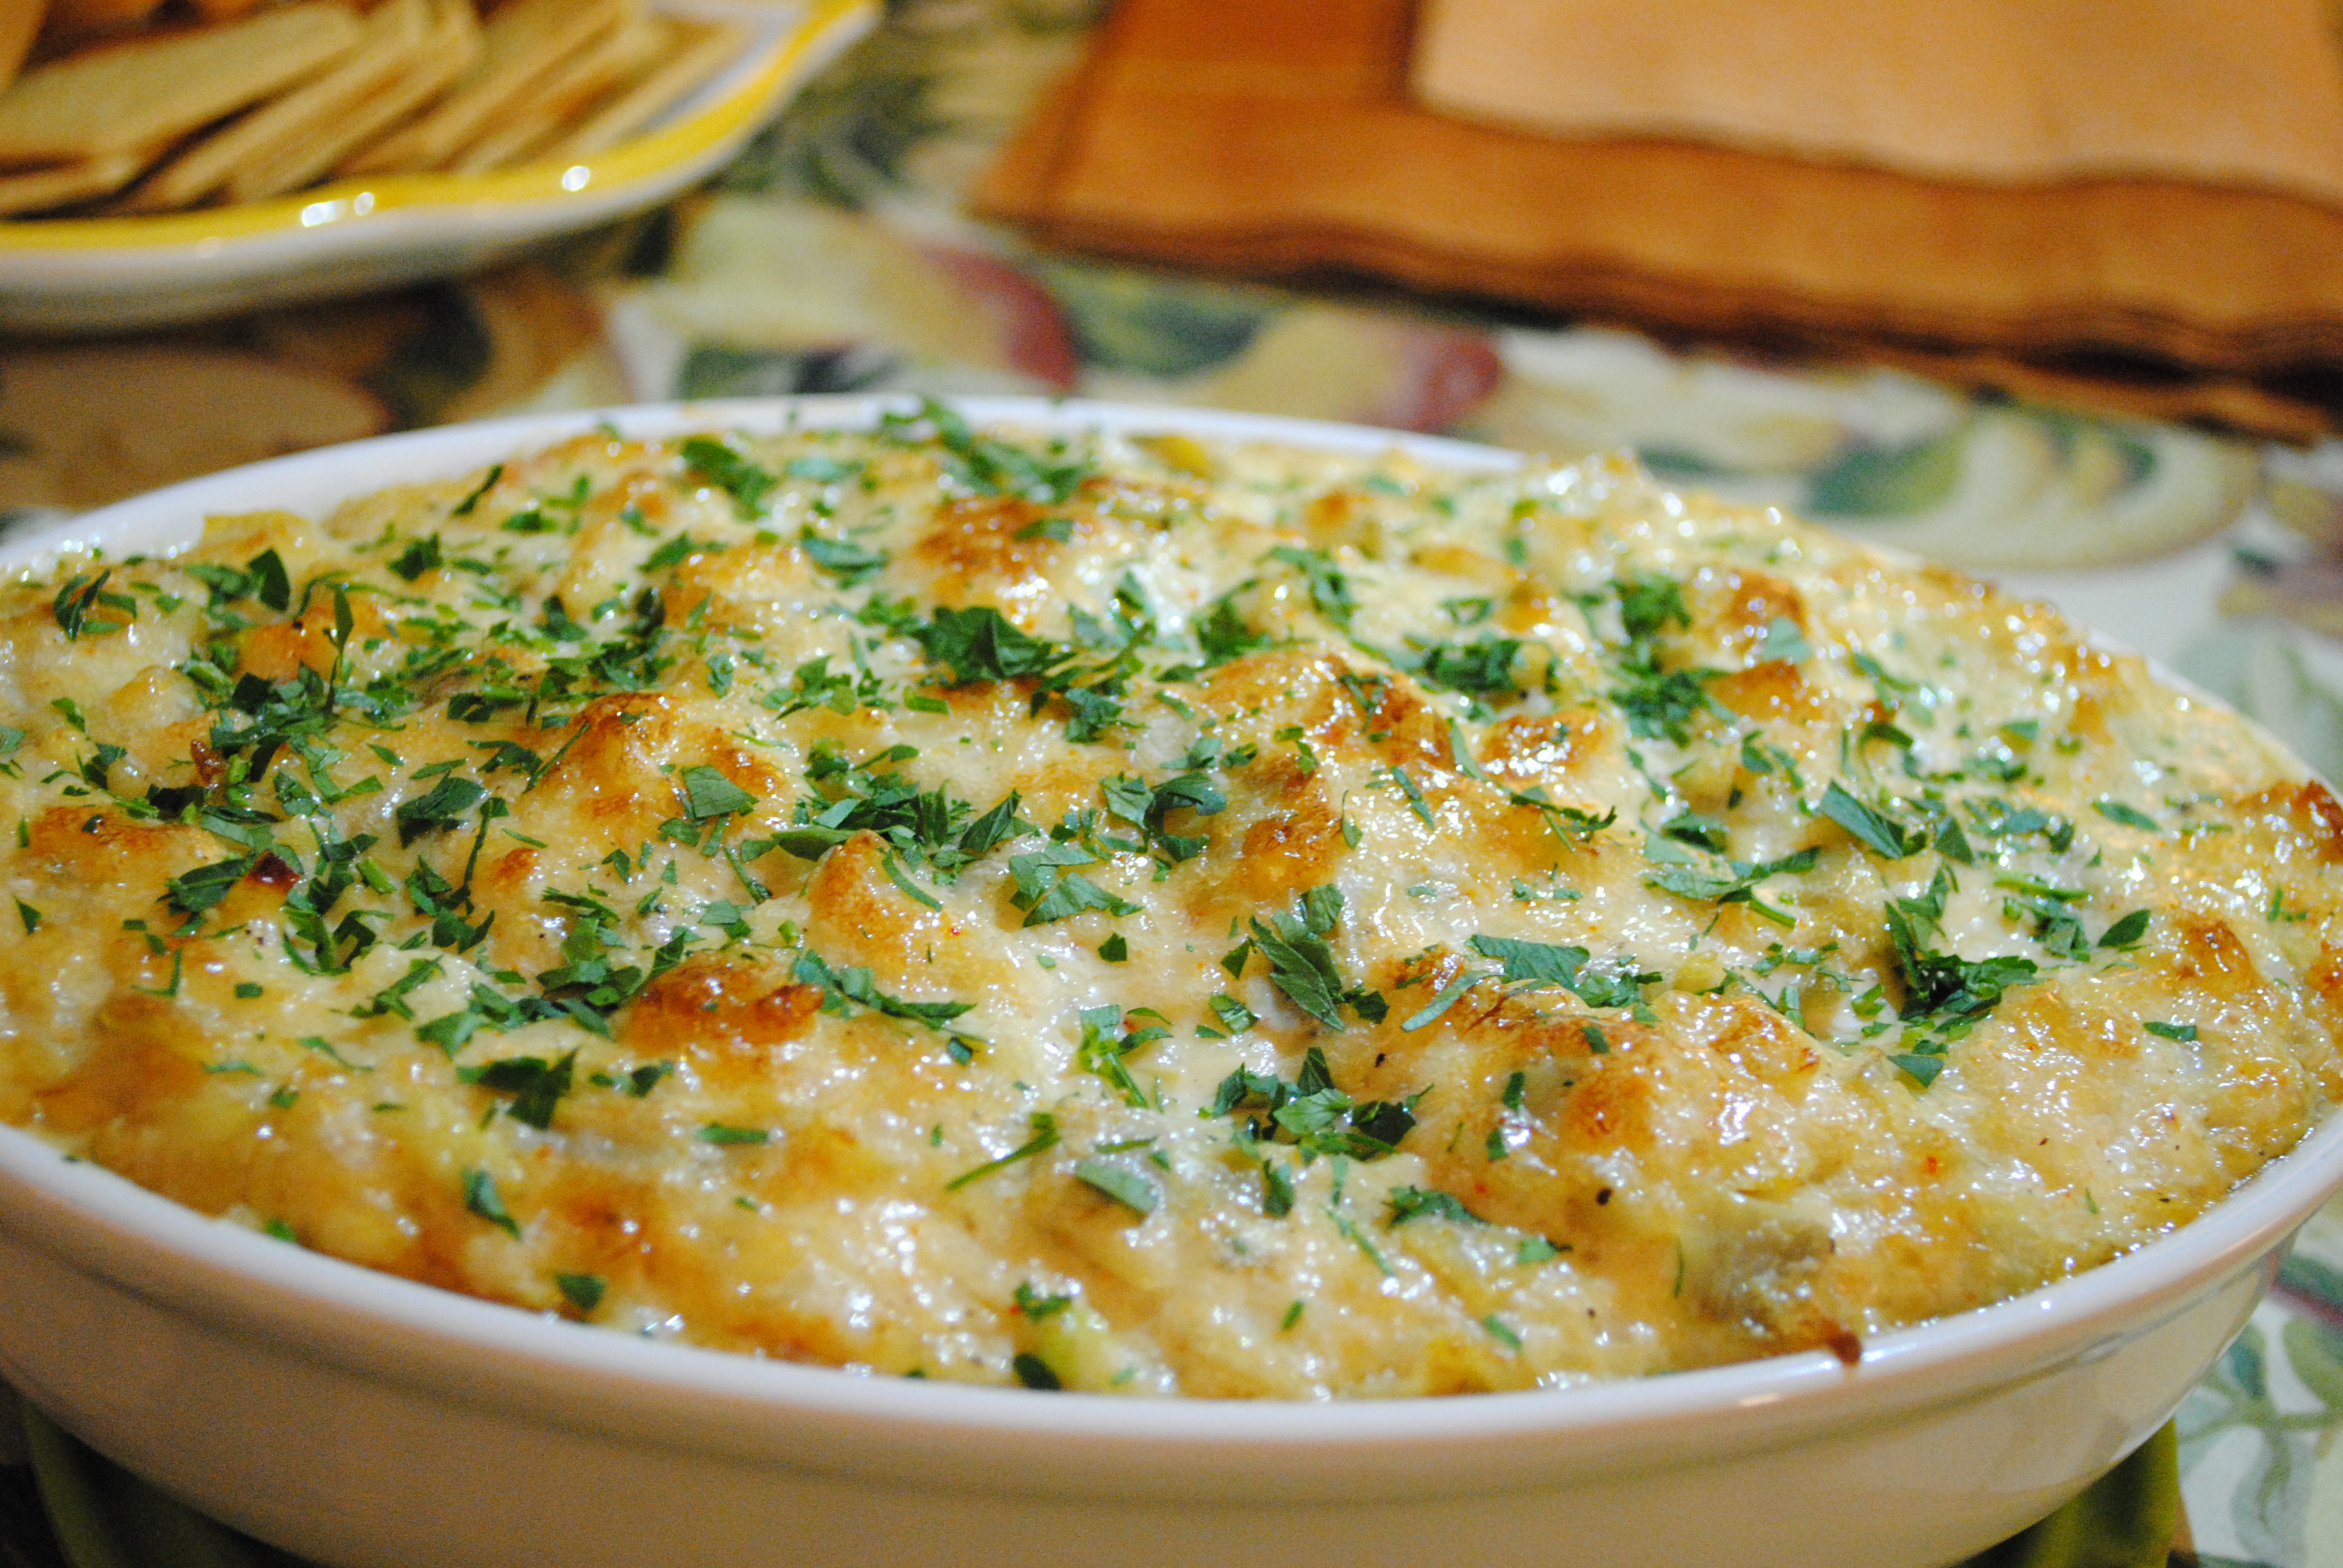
[[1806, 427, 1967, 517]]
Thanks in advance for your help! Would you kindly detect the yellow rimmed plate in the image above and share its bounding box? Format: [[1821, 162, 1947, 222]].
[[0, 0, 877, 333]]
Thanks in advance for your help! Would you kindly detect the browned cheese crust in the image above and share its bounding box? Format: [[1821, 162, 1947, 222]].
[[0, 410, 2336, 1397]]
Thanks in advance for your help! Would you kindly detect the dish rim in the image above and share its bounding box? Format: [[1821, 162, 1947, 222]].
[[0, 0, 874, 260], [0, 391, 2333, 1465]]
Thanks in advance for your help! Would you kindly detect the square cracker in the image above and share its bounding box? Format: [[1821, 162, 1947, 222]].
[[0, 147, 153, 215], [342, 0, 627, 175], [0, 0, 44, 96], [244, 0, 482, 198], [125, 0, 431, 211], [543, 17, 747, 162], [0, 2, 363, 166], [450, 13, 666, 173]]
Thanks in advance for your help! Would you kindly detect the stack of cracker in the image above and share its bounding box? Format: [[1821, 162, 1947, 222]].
[[0, 0, 747, 217]]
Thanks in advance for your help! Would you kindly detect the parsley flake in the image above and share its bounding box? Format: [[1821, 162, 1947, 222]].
[[680, 765, 756, 820], [2093, 799, 2160, 832], [462, 1168, 519, 1238], [555, 1273, 606, 1313], [1073, 1156, 1161, 1215], [680, 436, 777, 518], [1819, 783, 1926, 859], [1387, 1186, 1481, 1226]]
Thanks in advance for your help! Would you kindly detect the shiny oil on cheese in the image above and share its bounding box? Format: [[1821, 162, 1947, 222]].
[[0, 408, 2337, 1399]]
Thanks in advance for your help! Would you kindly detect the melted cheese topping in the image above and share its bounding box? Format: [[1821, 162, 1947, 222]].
[[1, 413, 2338, 1398]]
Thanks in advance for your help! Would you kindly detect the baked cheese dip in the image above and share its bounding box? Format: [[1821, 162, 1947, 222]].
[[1, 405, 2338, 1398]]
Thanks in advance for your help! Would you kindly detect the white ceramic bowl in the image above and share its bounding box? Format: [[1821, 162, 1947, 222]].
[[0, 0, 875, 333], [0, 397, 2334, 1568]]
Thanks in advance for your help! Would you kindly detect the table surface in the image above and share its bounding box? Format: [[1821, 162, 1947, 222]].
[[7, 1, 2343, 1564]]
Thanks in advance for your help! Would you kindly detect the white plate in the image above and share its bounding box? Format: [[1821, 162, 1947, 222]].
[[0, 0, 876, 333]]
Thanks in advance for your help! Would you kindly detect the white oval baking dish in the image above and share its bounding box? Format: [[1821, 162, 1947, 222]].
[[0, 396, 2332, 1568]]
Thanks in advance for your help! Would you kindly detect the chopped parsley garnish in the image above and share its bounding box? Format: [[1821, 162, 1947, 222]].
[[799, 529, 888, 585], [555, 1273, 606, 1313], [2144, 1020, 2198, 1041], [680, 436, 777, 518], [1261, 1160, 1297, 1217], [946, 1112, 1060, 1191], [1965, 797, 2076, 851], [679, 765, 756, 820], [1642, 835, 1819, 925], [418, 982, 554, 1057], [620, 1063, 671, 1096], [1605, 573, 1718, 743], [1659, 812, 1731, 852], [1073, 1155, 1161, 1215], [784, 454, 859, 485], [700, 1123, 770, 1146], [247, 549, 292, 612], [911, 606, 1069, 685], [1264, 544, 1356, 629], [1400, 971, 1480, 1032], [641, 534, 721, 572], [1411, 635, 1522, 697], [450, 463, 503, 516], [462, 1168, 519, 1238], [1883, 869, 2037, 1085], [1757, 616, 1812, 663], [1012, 1353, 1061, 1391], [1210, 1045, 1418, 1160], [1386, 1186, 1481, 1226], [1194, 590, 1270, 666], [1009, 843, 1139, 927], [1508, 786, 1614, 844], [1241, 890, 1384, 1031], [1378, 763, 1435, 828], [773, 744, 1019, 883], [1099, 769, 1227, 862], [163, 855, 254, 923], [388, 535, 444, 581], [1467, 934, 1659, 1009], [2092, 799, 2160, 832], [1015, 1281, 1073, 1319], [1616, 573, 1689, 641], [1076, 1004, 1170, 1106], [955, 791, 1026, 855], [1206, 993, 1257, 1034], [53, 569, 136, 640], [793, 947, 974, 1033], [1818, 782, 1926, 859], [884, 397, 1093, 504], [393, 776, 488, 846], [467, 1049, 577, 1130], [1613, 667, 1715, 744]]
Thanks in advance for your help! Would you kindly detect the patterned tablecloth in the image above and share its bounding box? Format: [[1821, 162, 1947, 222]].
[[7, 2, 2343, 1564]]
